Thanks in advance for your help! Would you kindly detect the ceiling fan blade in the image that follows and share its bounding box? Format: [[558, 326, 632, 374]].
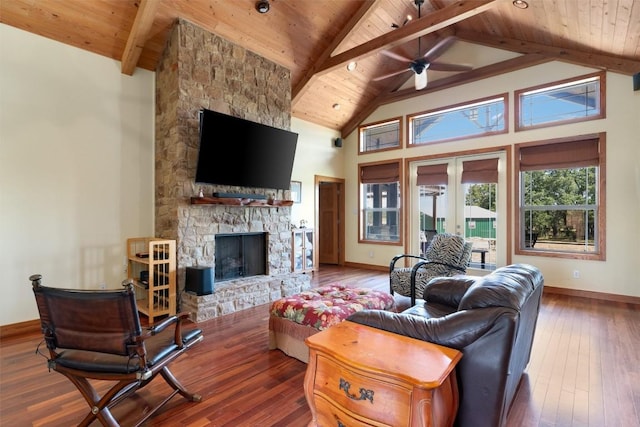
[[414, 69, 428, 90], [423, 36, 457, 62], [373, 67, 412, 81], [380, 49, 413, 63], [428, 62, 473, 72]]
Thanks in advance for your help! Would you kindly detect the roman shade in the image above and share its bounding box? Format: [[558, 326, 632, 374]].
[[461, 158, 499, 184], [519, 138, 599, 171], [416, 164, 448, 186], [361, 162, 400, 184]]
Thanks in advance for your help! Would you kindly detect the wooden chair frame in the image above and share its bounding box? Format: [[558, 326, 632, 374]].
[[30, 274, 203, 427]]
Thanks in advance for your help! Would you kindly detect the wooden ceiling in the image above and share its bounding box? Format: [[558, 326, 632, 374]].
[[2, 0, 639, 137]]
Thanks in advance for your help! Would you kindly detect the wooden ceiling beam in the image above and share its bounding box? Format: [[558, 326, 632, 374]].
[[121, 0, 161, 76], [317, 0, 502, 76], [292, 0, 380, 106], [455, 31, 640, 76], [340, 53, 551, 138]]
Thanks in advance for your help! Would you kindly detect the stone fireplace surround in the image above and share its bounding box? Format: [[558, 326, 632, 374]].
[[154, 19, 310, 322]]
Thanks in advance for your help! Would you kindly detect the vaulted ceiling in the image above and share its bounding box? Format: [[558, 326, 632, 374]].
[[2, 0, 639, 137]]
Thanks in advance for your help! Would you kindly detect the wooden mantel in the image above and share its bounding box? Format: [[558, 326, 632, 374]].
[[190, 197, 294, 207]]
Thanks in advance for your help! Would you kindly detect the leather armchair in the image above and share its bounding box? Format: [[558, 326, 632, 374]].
[[349, 264, 544, 427]]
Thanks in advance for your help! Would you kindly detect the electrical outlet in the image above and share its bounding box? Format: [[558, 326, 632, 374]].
[[573, 270, 580, 279], [99, 283, 107, 290], [368, 251, 374, 258]]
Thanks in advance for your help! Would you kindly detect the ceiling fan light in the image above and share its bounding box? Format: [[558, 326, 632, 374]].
[[415, 70, 427, 90]]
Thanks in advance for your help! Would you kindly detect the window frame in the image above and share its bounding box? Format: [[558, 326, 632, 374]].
[[514, 133, 606, 261], [358, 117, 403, 154], [407, 93, 508, 147], [358, 159, 403, 246], [515, 71, 606, 132]]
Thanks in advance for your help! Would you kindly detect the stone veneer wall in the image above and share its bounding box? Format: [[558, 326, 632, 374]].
[[154, 19, 308, 321]]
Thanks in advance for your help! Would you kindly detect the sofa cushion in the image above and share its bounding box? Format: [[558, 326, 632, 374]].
[[422, 275, 478, 307], [403, 301, 456, 319], [458, 270, 533, 311]]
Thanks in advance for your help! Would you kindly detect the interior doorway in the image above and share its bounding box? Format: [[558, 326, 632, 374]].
[[314, 175, 345, 266]]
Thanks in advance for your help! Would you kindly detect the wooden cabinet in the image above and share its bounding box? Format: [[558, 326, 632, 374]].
[[304, 321, 462, 427], [126, 238, 176, 323], [292, 228, 314, 273]]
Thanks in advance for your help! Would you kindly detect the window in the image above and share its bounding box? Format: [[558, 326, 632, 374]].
[[516, 134, 605, 260], [515, 72, 605, 131], [359, 161, 402, 243], [358, 117, 402, 153], [408, 94, 507, 146]]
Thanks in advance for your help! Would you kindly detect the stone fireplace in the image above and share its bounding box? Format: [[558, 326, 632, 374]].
[[154, 19, 310, 322]]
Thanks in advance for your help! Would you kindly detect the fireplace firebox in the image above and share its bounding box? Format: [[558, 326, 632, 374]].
[[215, 233, 267, 281]]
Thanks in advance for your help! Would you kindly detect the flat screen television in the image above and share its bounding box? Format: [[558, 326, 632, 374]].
[[195, 109, 298, 190]]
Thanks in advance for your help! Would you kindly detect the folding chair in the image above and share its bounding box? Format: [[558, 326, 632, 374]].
[[30, 274, 203, 427]]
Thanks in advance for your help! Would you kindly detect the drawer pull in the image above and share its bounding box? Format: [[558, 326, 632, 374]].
[[339, 378, 374, 403]]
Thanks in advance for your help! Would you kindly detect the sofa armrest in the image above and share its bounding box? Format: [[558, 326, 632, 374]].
[[347, 307, 513, 350], [421, 276, 478, 307]]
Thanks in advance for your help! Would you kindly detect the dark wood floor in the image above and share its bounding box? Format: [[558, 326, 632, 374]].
[[1, 266, 638, 426]]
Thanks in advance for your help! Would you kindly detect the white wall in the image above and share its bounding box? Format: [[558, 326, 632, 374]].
[[343, 60, 640, 298], [0, 25, 155, 325], [289, 118, 342, 228]]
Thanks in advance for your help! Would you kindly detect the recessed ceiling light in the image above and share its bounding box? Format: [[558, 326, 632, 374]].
[[512, 0, 529, 9], [256, 0, 270, 14], [347, 62, 357, 71], [332, 103, 341, 110]]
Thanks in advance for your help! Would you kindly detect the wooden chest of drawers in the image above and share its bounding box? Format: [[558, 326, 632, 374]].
[[304, 321, 462, 427]]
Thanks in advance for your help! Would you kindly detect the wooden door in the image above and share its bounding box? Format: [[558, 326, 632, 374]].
[[319, 182, 339, 264]]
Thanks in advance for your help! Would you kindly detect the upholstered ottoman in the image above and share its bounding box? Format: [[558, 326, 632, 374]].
[[268, 284, 395, 363]]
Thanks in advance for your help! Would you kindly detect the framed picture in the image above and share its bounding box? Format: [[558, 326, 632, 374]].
[[290, 181, 301, 203]]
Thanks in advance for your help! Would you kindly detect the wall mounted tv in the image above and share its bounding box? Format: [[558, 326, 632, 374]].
[[195, 108, 298, 190]]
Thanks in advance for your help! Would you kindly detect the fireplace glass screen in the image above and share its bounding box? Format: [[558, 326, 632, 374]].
[[215, 233, 267, 281]]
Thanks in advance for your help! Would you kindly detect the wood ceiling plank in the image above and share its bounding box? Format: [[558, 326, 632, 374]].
[[1, 0, 134, 61], [625, 0, 640, 57], [590, 0, 605, 52], [292, 0, 380, 105], [575, 0, 593, 52], [600, 0, 619, 54], [612, 0, 634, 56]]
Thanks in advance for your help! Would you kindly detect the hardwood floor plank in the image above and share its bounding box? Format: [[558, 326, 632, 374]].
[[1, 265, 639, 427]]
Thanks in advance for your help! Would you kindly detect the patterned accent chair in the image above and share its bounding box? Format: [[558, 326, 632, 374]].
[[390, 233, 473, 305]]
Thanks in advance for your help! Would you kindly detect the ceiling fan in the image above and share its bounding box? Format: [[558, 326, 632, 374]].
[[374, 0, 472, 90]]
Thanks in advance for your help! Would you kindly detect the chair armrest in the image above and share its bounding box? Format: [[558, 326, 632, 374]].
[[412, 260, 465, 276], [140, 312, 192, 347], [149, 312, 190, 334], [389, 254, 427, 273], [408, 261, 464, 303]]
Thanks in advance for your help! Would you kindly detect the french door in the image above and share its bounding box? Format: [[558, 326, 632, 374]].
[[408, 151, 507, 271]]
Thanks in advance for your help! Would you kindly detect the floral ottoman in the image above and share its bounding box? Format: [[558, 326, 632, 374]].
[[268, 284, 396, 363]]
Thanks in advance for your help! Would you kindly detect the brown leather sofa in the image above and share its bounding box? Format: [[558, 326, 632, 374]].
[[348, 263, 544, 427]]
